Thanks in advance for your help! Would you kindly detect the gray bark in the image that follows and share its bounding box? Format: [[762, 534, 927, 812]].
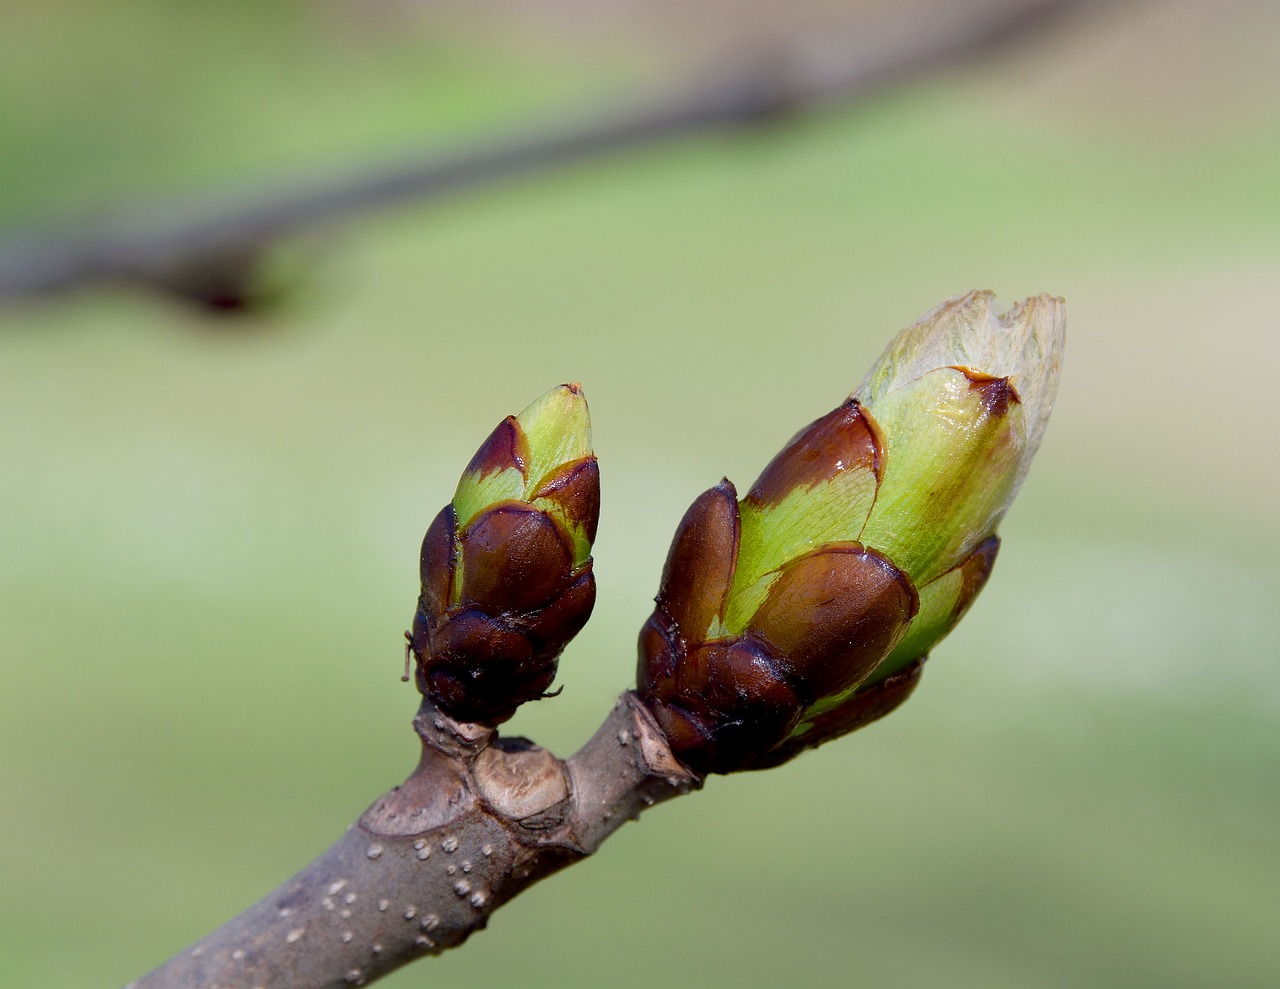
[[128, 693, 698, 989]]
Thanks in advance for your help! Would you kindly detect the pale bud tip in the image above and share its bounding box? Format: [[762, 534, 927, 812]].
[[855, 291, 1065, 496]]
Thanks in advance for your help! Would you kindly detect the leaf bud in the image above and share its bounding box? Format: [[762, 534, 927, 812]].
[[637, 292, 1064, 773], [411, 384, 599, 725]]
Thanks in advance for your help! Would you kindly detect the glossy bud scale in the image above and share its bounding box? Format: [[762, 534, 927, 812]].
[[411, 384, 599, 725], [638, 292, 1064, 774]]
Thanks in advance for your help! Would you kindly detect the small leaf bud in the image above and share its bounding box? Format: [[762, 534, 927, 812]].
[[411, 384, 599, 725]]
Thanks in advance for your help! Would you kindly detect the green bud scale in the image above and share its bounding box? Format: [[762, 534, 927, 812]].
[[411, 384, 599, 725], [637, 292, 1064, 774]]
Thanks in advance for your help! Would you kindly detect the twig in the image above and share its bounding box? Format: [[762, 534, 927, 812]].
[[0, 0, 1086, 308], [128, 694, 698, 989]]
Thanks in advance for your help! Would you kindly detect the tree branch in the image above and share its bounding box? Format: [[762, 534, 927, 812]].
[[129, 693, 698, 989], [0, 0, 1090, 308], [119, 286, 1067, 985]]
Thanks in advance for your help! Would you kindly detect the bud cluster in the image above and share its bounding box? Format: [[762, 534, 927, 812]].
[[410, 385, 600, 725], [637, 292, 1064, 774]]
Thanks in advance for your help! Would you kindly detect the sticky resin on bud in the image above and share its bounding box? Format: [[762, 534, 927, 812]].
[[637, 292, 1064, 773], [410, 384, 600, 725]]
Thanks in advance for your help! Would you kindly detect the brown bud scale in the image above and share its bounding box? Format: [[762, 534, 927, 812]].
[[462, 415, 529, 483], [747, 543, 918, 700], [459, 504, 574, 615], [746, 399, 883, 508], [744, 659, 925, 769], [952, 536, 999, 622], [654, 481, 740, 647], [413, 498, 597, 726], [529, 458, 601, 545], [952, 366, 1022, 418]]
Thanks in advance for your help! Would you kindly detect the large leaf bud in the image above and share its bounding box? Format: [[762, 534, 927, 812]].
[[411, 384, 599, 725], [637, 292, 1064, 774]]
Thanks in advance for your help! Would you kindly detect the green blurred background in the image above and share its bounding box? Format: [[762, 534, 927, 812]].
[[2, 1, 1278, 986]]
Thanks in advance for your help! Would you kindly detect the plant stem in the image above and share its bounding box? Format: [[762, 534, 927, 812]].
[[128, 693, 698, 989]]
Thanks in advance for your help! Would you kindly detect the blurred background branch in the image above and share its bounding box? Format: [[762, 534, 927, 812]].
[[0, 0, 1087, 311]]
